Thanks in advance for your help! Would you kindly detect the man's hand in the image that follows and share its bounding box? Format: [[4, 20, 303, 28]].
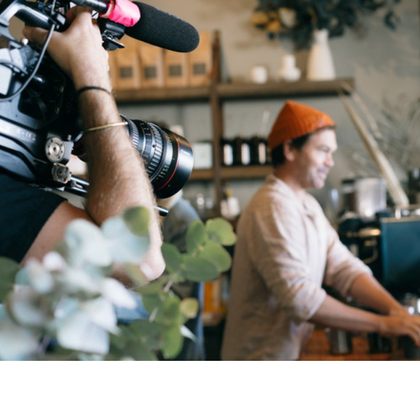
[[22, 6, 111, 91], [379, 312, 420, 346]]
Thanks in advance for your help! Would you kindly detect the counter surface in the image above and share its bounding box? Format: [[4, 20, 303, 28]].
[[299, 328, 411, 361]]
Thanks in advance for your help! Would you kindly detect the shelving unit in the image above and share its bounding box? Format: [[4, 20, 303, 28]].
[[189, 165, 272, 181], [115, 77, 354, 215], [114, 78, 354, 103]]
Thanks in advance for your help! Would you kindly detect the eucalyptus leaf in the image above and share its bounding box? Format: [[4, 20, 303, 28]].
[[123, 264, 148, 287], [186, 220, 206, 254], [57, 311, 109, 355], [25, 258, 54, 294], [136, 277, 167, 296], [182, 255, 220, 282], [8, 288, 51, 327], [161, 325, 183, 359], [42, 251, 67, 272], [199, 242, 232, 273], [65, 219, 112, 267], [125, 341, 157, 361], [128, 319, 163, 350], [100, 278, 137, 309], [110, 327, 128, 351], [102, 217, 150, 265], [15, 268, 31, 287], [0, 319, 40, 361], [141, 293, 162, 316], [180, 298, 199, 319], [0, 304, 8, 320], [80, 297, 119, 334], [56, 267, 101, 295], [53, 297, 79, 319], [205, 218, 236, 246], [0, 257, 19, 301], [161, 243, 182, 274], [123, 206, 150, 236], [162, 295, 182, 327]]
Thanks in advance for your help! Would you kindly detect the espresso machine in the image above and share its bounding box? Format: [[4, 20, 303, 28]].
[[338, 176, 420, 297], [335, 177, 420, 356]]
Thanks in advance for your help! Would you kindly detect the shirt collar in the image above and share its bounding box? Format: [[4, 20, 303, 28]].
[[266, 173, 317, 217]]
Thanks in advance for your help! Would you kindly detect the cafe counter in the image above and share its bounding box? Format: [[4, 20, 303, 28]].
[[299, 328, 414, 361]]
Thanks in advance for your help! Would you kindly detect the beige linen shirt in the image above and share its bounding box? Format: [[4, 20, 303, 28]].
[[221, 174, 372, 360]]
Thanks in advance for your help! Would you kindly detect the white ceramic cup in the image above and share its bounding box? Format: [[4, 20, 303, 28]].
[[251, 65, 268, 84]]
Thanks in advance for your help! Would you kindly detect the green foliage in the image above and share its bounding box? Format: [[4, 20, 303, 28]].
[[0, 209, 236, 361], [252, 0, 401, 49]]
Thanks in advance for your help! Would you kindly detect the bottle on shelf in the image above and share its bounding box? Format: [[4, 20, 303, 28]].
[[249, 135, 268, 165], [221, 137, 234, 167], [232, 136, 250, 166]]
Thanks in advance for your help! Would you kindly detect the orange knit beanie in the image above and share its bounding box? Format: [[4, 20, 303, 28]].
[[268, 100, 335, 150]]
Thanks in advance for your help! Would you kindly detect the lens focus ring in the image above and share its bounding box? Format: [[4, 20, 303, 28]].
[[146, 124, 163, 179]]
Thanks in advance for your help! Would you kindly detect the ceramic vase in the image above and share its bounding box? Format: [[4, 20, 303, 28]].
[[278, 54, 301, 82], [306, 28, 336, 81]]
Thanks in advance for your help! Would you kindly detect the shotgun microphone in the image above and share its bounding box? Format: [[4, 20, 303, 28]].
[[97, 0, 199, 52], [123, 2, 199, 53]]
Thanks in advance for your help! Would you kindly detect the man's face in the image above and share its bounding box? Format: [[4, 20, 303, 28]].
[[292, 128, 337, 190]]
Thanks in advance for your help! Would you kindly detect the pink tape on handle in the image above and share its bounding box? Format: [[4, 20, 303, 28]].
[[103, 0, 141, 27]]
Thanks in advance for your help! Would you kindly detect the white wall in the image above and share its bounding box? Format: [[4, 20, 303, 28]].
[[118, 0, 420, 215]]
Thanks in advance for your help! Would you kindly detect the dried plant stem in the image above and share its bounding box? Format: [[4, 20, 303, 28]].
[[339, 85, 409, 206]]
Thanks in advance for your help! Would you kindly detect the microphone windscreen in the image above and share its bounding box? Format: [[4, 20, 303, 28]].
[[125, 2, 200, 53]]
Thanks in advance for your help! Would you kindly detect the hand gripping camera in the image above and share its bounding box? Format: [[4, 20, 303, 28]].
[[0, 0, 196, 200]]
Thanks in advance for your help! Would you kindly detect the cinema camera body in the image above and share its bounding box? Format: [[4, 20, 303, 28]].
[[0, 0, 194, 201]]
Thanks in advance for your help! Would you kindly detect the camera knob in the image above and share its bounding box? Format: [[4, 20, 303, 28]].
[[51, 163, 71, 184], [46, 137, 65, 162]]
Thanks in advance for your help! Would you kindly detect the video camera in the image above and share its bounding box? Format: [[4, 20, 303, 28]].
[[0, 0, 196, 200]]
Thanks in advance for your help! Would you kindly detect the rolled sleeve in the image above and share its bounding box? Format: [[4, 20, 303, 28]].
[[323, 224, 373, 297]]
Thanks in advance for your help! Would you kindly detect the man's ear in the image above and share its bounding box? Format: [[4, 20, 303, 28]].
[[283, 140, 296, 162]]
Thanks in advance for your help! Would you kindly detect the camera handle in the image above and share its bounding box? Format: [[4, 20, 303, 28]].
[[0, 0, 66, 31], [64, 175, 169, 217], [0, 0, 125, 51]]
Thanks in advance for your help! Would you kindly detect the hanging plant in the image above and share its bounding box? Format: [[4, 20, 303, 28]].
[[251, 0, 402, 49]]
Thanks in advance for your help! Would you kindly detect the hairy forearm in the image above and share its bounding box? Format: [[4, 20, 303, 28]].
[[79, 91, 165, 279], [22, 7, 165, 280]]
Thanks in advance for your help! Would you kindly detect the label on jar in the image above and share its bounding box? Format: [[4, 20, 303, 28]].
[[223, 144, 233, 166], [258, 143, 266, 165], [241, 143, 250, 165]]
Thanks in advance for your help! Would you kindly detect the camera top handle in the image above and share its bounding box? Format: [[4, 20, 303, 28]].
[[0, 0, 66, 32]]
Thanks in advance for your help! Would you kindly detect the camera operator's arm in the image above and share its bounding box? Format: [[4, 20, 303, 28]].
[[22, 7, 165, 282]]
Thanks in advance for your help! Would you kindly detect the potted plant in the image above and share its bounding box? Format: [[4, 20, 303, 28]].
[[0, 207, 236, 361], [251, 0, 401, 49]]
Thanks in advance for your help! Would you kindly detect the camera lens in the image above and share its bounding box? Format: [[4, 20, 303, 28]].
[[122, 116, 194, 199]]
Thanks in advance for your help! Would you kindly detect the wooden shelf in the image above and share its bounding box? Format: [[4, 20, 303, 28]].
[[189, 165, 272, 181], [114, 85, 211, 103], [217, 78, 354, 100], [114, 78, 354, 104], [189, 168, 214, 181]]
